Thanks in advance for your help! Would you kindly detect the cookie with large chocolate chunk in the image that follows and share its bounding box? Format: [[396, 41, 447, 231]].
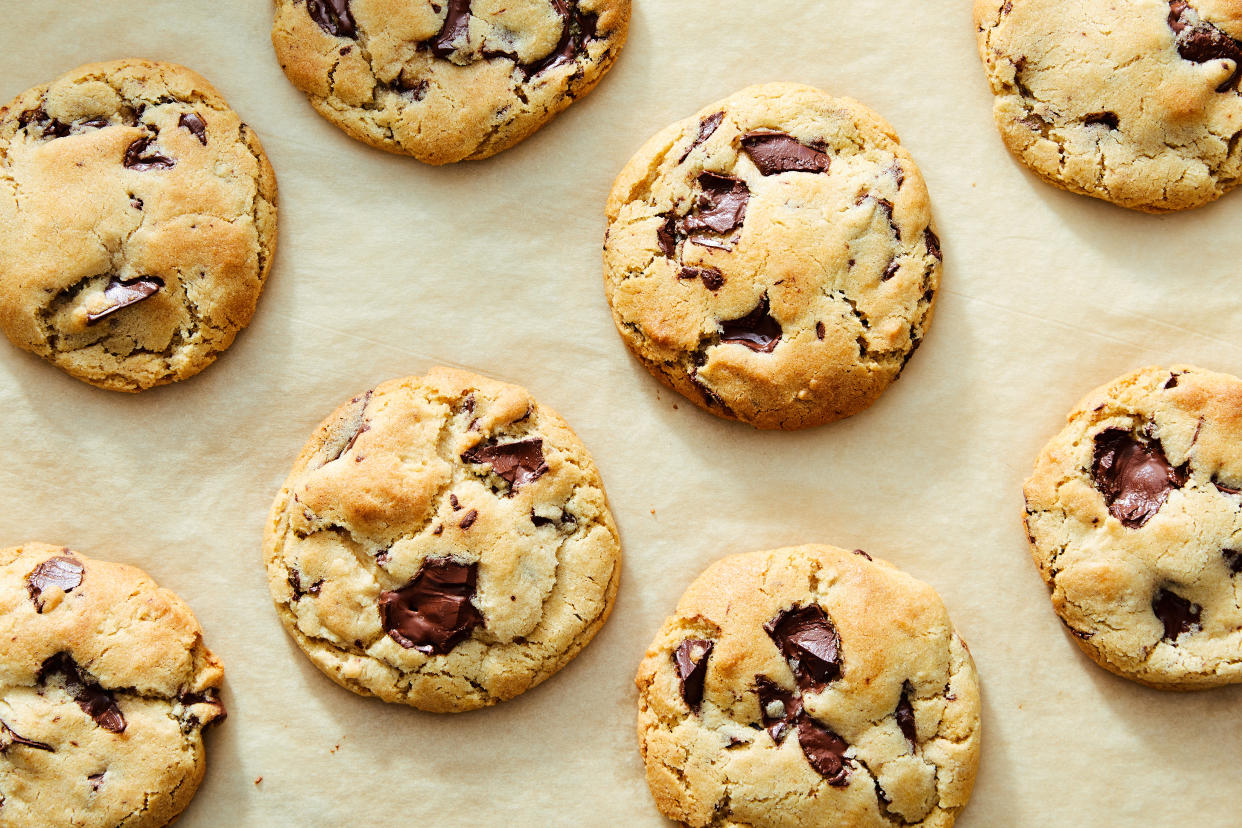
[[975, 0, 1242, 212], [0, 542, 225, 828], [0, 59, 278, 391], [263, 367, 621, 712], [604, 83, 942, 430], [1025, 365, 1242, 688], [636, 544, 980, 827], [271, 0, 630, 164]]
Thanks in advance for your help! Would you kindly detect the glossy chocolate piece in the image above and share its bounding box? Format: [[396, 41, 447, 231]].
[[306, 0, 356, 38], [679, 111, 724, 162], [755, 676, 800, 743], [740, 131, 830, 175], [720, 295, 782, 353], [0, 720, 53, 752], [673, 639, 714, 711], [682, 172, 750, 235], [123, 136, 174, 171], [462, 438, 548, 489], [765, 604, 841, 690], [1169, 1, 1242, 91], [796, 716, 851, 786], [26, 555, 83, 612], [178, 112, 208, 144], [895, 683, 917, 747], [677, 266, 724, 291], [1152, 588, 1200, 641], [1092, 429, 1187, 528], [86, 276, 164, 325], [379, 559, 483, 654], [40, 654, 126, 734]]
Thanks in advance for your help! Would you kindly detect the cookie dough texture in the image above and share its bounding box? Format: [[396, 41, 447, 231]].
[[0, 542, 225, 828], [636, 544, 980, 828], [271, 0, 630, 164], [975, 0, 1242, 212], [1025, 365, 1242, 689], [0, 59, 277, 392], [264, 367, 621, 713], [604, 83, 942, 430]]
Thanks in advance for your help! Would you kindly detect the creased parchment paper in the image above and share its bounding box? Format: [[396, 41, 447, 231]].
[[2, 2, 1241, 825]]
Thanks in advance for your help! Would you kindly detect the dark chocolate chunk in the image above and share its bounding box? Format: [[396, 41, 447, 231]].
[[882, 259, 900, 281], [720, 295, 782, 353], [1169, 1, 1242, 91], [178, 112, 208, 145], [656, 215, 678, 257], [178, 690, 227, 727], [1092, 429, 1188, 528], [682, 172, 750, 235], [1083, 111, 1120, 129], [895, 683, 917, 747], [679, 111, 725, 162], [123, 135, 174, 171], [1165, 373, 1180, 389], [88, 772, 105, 790], [0, 720, 53, 753], [39, 654, 126, 734], [1215, 479, 1242, 495], [430, 0, 472, 57], [287, 569, 323, 601], [816, 321, 826, 340], [796, 716, 851, 786], [80, 117, 109, 130], [26, 555, 83, 612], [673, 639, 714, 711], [450, 493, 461, 511], [741, 131, 831, 175], [925, 228, 942, 261], [521, 1, 598, 78], [755, 676, 800, 743], [1225, 549, 1242, 575], [378, 559, 483, 654], [765, 604, 841, 690], [306, 0, 356, 38], [19, 108, 69, 139], [852, 548, 873, 560], [459, 509, 478, 529], [85, 276, 164, 325], [462, 438, 548, 489], [1152, 588, 1201, 641], [678, 266, 724, 291]]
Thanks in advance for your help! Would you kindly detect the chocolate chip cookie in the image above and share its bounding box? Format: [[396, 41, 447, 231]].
[[636, 544, 980, 827], [0, 59, 278, 391], [1025, 365, 1242, 688], [603, 83, 942, 430], [263, 367, 621, 713], [0, 542, 225, 828], [271, 0, 630, 164], [975, 0, 1242, 212]]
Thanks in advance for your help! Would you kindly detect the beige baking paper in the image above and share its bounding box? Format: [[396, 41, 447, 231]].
[[2, 1, 1241, 825]]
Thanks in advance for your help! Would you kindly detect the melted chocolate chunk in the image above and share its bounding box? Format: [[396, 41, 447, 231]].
[[797, 717, 851, 786], [656, 215, 678, 257], [882, 259, 900, 281], [673, 639, 714, 711], [1215, 479, 1242, 495], [755, 676, 801, 743], [19, 107, 69, 138], [378, 559, 483, 654], [679, 111, 725, 163], [178, 112, 208, 145], [85, 276, 164, 325], [682, 172, 750, 236], [431, 0, 472, 58], [306, 0, 356, 38], [1092, 429, 1188, 528], [895, 683, 917, 747], [40, 654, 126, 734], [815, 321, 826, 340], [521, 0, 598, 78], [1224, 549, 1242, 575], [765, 604, 841, 690], [287, 569, 323, 601], [741, 132, 831, 175], [459, 509, 479, 529], [462, 438, 548, 489], [925, 228, 943, 262], [178, 691, 227, 727], [0, 720, 54, 753], [123, 135, 174, 171], [26, 555, 83, 612], [1152, 588, 1201, 640], [678, 266, 724, 291], [720, 295, 782, 353], [1169, 1, 1242, 91], [1084, 111, 1120, 129]]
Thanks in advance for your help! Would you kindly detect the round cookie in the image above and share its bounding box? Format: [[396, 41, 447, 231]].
[[0, 59, 278, 392], [263, 367, 621, 713], [636, 544, 980, 828], [271, 0, 630, 164], [1024, 364, 1242, 689], [974, 0, 1242, 212], [0, 542, 225, 828], [603, 83, 942, 430]]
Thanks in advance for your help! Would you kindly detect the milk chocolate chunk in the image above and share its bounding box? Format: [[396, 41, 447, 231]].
[[459, 509, 478, 529], [430, 0, 472, 58], [755, 676, 800, 743], [895, 683, 917, 747], [462, 438, 548, 489], [26, 555, 83, 612], [678, 266, 724, 291], [1152, 588, 1200, 641], [306, 0, 356, 38], [679, 111, 724, 162], [1092, 429, 1187, 528], [1169, 1, 1242, 91], [720, 296, 781, 353], [0, 720, 53, 753], [123, 135, 174, 171], [656, 215, 678, 257], [796, 717, 851, 786], [765, 604, 841, 690], [741, 131, 830, 175], [682, 172, 750, 235], [40, 654, 126, 734], [178, 112, 208, 144], [86, 276, 164, 324], [674, 639, 714, 711], [379, 559, 483, 654]]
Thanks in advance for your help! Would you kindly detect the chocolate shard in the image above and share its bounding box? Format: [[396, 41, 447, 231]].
[[1169, 0, 1242, 91], [379, 559, 483, 654], [755, 676, 801, 743], [679, 111, 725, 163], [459, 509, 479, 530], [741, 131, 830, 175], [178, 112, 208, 145], [1224, 549, 1242, 575], [678, 266, 724, 291], [85, 276, 164, 325], [925, 228, 943, 262], [123, 135, 174, 171], [1152, 588, 1201, 641], [26, 555, 83, 612], [1083, 111, 1120, 129], [682, 172, 750, 236], [521, 1, 599, 78], [656, 214, 678, 257], [430, 0, 472, 57], [796, 716, 852, 786], [1092, 429, 1188, 528], [720, 295, 782, 353], [462, 438, 548, 490], [40, 654, 126, 734], [765, 604, 841, 690], [1215, 479, 1242, 495], [306, 0, 356, 38], [673, 639, 714, 711], [0, 720, 54, 753], [895, 682, 917, 747]]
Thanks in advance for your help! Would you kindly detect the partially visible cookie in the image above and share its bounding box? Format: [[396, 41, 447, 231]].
[[1024, 364, 1242, 689], [271, 0, 630, 164], [975, 0, 1242, 212], [0, 542, 225, 828], [636, 544, 980, 827], [604, 83, 942, 430], [263, 367, 621, 713], [0, 59, 278, 391]]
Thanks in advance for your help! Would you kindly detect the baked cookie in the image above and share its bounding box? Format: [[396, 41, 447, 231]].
[[975, 0, 1242, 212], [271, 0, 630, 164], [603, 83, 942, 430], [1024, 364, 1242, 689], [0, 542, 225, 828], [264, 367, 621, 713], [0, 59, 278, 392], [636, 544, 980, 828]]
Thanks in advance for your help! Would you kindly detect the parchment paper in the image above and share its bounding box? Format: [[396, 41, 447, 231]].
[[2, 2, 1241, 826]]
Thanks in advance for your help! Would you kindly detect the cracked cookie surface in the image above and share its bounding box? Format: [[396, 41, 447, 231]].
[[975, 0, 1242, 212], [271, 0, 630, 164], [1024, 364, 1242, 689], [263, 366, 621, 713], [0, 542, 225, 828], [635, 544, 980, 828], [0, 59, 278, 392], [603, 83, 942, 430]]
